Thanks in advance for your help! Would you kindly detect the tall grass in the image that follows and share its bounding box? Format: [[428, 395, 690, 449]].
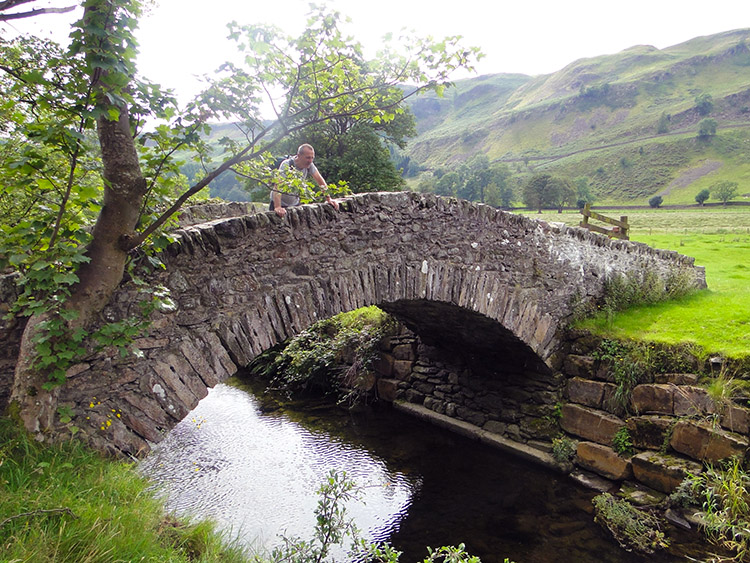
[[523, 207, 750, 358], [0, 418, 248, 563]]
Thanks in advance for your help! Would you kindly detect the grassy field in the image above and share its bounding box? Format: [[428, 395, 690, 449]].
[[519, 206, 750, 358]]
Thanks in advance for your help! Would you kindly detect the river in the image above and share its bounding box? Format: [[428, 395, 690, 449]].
[[140, 378, 696, 563]]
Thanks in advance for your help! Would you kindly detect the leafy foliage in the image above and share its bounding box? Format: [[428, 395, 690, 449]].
[[592, 493, 669, 554], [695, 188, 711, 205], [695, 92, 714, 116], [522, 173, 574, 212], [551, 435, 577, 463], [711, 180, 739, 205], [612, 426, 634, 457], [648, 195, 663, 208], [671, 458, 750, 561], [698, 118, 718, 138], [250, 307, 398, 403]]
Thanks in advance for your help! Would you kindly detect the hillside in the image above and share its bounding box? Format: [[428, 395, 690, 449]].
[[403, 29, 750, 205]]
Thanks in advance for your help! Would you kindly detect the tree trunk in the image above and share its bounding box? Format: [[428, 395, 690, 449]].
[[9, 106, 146, 437]]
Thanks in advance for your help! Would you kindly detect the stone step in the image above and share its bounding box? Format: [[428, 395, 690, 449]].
[[631, 451, 702, 494], [560, 403, 624, 446]]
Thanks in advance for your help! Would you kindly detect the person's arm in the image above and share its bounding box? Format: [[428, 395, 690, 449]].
[[273, 160, 289, 217], [312, 169, 339, 211], [272, 186, 285, 216]]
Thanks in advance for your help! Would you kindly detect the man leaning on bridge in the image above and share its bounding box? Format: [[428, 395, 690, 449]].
[[270, 144, 339, 217]]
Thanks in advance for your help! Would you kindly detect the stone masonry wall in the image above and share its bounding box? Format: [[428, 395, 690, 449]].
[[376, 330, 564, 452], [561, 337, 749, 494], [375, 328, 749, 497], [0, 193, 709, 455]]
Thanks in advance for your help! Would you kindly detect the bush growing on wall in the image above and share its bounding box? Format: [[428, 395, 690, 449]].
[[249, 307, 398, 402]]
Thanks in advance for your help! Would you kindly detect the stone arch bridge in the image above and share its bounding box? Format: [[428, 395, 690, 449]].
[[2, 192, 706, 455]]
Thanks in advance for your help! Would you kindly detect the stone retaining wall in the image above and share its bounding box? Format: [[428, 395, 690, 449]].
[[376, 329, 749, 496]]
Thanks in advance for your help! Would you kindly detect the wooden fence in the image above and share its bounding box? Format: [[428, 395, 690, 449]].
[[579, 203, 630, 240]]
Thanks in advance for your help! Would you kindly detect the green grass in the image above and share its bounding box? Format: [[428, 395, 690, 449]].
[[521, 207, 750, 358], [0, 418, 248, 563]]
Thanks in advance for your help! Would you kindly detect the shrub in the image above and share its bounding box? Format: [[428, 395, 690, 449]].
[[695, 188, 710, 206], [592, 493, 669, 554], [592, 340, 648, 414], [671, 458, 750, 561], [648, 195, 663, 208], [698, 118, 718, 139], [612, 426, 634, 456], [552, 435, 577, 463], [249, 306, 398, 402]]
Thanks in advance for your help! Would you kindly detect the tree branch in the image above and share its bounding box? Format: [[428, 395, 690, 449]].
[[0, 4, 75, 21]]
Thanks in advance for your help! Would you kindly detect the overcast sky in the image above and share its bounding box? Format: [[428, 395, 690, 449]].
[[4, 0, 749, 104]]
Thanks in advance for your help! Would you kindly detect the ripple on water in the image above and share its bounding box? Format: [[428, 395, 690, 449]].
[[139, 384, 416, 553]]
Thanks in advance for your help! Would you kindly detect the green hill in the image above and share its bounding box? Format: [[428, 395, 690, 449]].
[[404, 29, 750, 205]]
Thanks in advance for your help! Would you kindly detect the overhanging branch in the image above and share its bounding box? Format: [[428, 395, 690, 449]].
[[0, 3, 75, 21]]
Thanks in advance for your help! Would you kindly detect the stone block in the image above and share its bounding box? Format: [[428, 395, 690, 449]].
[[631, 451, 702, 494], [560, 403, 624, 446], [563, 355, 597, 379], [670, 420, 749, 463], [570, 469, 614, 492], [576, 441, 633, 481], [392, 343, 416, 361], [626, 416, 674, 451], [618, 480, 666, 506], [372, 353, 394, 378], [567, 377, 606, 408], [654, 373, 699, 385], [376, 378, 399, 402], [456, 406, 486, 427], [631, 384, 674, 415], [483, 420, 506, 435], [392, 359, 414, 380], [672, 385, 715, 417], [721, 404, 750, 435]]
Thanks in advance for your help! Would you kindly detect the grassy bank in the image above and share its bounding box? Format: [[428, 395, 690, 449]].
[[0, 418, 247, 563], [520, 207, 750, 357]]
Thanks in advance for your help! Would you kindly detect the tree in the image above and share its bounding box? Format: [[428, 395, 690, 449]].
[[435, 171, 460, 196], [522, 173, 565, 213], [1, 0, 481, 437], [710, 181, 738, 206], [695, 92, 714, 116], [656, 112, 670, 134], [273, 109, 416, 193], [574, 176, 595, 209], [549, 177, 575, 213], [695, 188, 710, 206], [698, 118, 718, 139], [648, 195, 663, 208]]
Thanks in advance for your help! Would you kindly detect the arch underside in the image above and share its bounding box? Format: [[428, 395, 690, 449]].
[[379, 299, 552, 379]]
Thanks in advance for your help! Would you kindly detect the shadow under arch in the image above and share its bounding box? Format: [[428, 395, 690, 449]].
[[378, 298, 552, 379]]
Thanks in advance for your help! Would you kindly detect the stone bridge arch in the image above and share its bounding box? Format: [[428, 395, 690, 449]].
[[1, 192, 706, 455]]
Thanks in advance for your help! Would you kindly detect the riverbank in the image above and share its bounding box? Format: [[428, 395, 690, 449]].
[[0, 417, 248, 562]]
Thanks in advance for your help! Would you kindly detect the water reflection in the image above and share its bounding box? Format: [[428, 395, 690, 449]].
[[141, 380, 687, 563], [140, 383, 416, 554]]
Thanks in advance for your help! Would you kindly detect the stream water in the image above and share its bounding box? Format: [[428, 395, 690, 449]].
[[140, 378, 699, 563]]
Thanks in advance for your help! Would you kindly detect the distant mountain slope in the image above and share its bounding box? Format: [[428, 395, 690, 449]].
[[404, 29, 750, 204]]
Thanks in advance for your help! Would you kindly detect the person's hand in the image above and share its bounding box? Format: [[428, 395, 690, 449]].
[[326, 195, 339, 211], [274, 206, 287, 217]]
